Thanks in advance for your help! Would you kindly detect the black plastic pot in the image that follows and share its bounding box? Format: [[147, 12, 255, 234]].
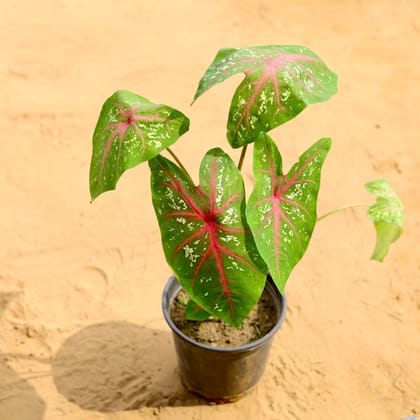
[[162, 274, 287, 403]]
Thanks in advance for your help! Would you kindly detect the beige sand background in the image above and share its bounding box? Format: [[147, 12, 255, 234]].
[[1, 1, 419, 419]]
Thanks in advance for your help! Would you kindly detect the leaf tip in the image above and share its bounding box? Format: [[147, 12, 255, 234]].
[[190, 95, 198, 106]]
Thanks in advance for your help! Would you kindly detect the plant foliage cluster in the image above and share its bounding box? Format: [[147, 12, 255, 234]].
[[90, 45, 403, 327]]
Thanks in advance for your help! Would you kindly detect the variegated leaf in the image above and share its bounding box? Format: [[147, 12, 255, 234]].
[[149, 149, 266, 327], [90, 90, 189, 200], [247, 134, 331, 292], [193, 45, 337, 147], [365, 179, 404, 262]]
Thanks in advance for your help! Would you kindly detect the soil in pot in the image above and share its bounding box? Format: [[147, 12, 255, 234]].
[[170, 289, 277, 348]]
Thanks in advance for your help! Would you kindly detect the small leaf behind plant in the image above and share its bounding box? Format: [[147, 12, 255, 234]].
[[186, 299, 211, 321], [365, 179, 404, 262], [193, 45, 337, 148], [90, 90, 189, 200], [149, 149, 266, 327], [247, 134, 331, 292]]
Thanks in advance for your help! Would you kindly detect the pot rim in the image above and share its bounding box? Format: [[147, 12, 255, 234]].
[[162, 274, 287, 353]]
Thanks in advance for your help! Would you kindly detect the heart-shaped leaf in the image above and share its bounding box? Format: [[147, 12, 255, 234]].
[[365, 179, 404, 262], [149, 149, 266, 327], [90, 90, 189, 200], [247, 134, 331, 292], [193, 45, 337, 148]]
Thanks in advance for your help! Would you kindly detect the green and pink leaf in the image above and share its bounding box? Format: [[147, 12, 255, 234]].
[[149, 149, 266, 327], [193, 45, 337, 147], [365, 179, 404, 262], [90, 90, 189, 200], [247, 134, 331, 292]]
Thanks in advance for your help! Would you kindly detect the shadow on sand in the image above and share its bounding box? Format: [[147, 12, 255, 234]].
[[51, 321, 205, 412], [0, 291, 46, 419], [0, 361, 46, 420]]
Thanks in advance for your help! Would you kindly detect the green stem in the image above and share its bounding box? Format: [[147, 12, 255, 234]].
[[317, 204, 370, 222], [166, 147, 194, 183], [237, 145, 248, 171]]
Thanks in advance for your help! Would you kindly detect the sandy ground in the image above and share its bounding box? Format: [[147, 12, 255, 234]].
[[1, 1, 419, 419]]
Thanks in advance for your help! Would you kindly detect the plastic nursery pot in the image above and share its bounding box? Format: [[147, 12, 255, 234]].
[[162, 274, 287, 403]]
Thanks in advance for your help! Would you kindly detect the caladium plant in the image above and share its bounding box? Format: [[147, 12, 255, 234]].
[[89, 45, 404, 328]]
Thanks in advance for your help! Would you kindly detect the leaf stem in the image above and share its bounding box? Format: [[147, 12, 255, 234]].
[[238, 145, 248, 171], [317, 204, 370, 222], [166, 147, 194, 183]]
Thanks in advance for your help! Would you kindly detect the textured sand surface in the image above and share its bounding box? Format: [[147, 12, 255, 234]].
[[1, 1, 419, 419]]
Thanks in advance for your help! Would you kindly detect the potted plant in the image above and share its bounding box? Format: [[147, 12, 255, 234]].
[[89, 45, 403, 402]]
